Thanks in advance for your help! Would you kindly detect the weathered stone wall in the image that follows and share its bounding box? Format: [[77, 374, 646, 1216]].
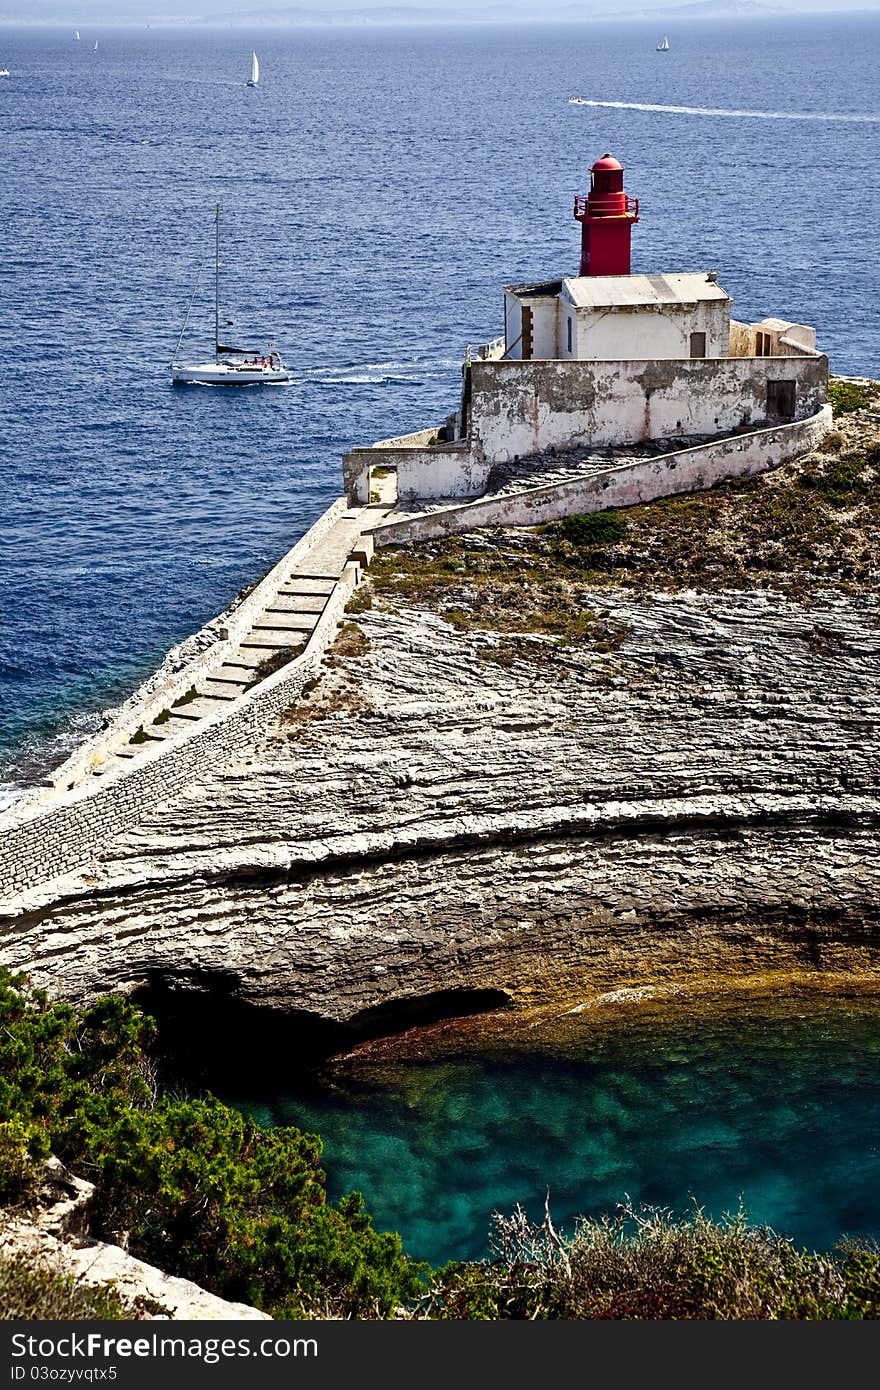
[[729, 319, 754, 357], [371, 426, 439, 448], [343, 442, 490, 504], [0, 565, 360, 903], [369, 407, 832, 547], [468, 355, 828, 462]]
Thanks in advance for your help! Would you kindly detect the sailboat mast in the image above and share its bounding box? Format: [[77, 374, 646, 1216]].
[[214, 204, 220, 361]]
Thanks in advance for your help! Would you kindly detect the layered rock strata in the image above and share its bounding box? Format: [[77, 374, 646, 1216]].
[[2, 586, 878, 1029]]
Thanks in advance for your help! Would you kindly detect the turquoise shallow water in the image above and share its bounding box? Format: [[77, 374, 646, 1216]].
[[227, 998, 880, 1266]]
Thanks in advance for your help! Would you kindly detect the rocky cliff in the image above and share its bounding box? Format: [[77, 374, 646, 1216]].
[[1, 392, 878, 1051]]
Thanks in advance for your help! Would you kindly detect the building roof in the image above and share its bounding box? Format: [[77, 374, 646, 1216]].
[[504, 279, 564, 300], [562, 273, 730, 310]]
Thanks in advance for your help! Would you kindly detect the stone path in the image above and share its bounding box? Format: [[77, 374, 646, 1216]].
[[105, 506, 383, 776]]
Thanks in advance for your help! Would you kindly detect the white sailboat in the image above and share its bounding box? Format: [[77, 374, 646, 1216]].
[[0, 68, 8, 78], [93, 40, 98, 53], [172, 206, 289, 387], [247, 51, 259, 87], [75, 29, 80, 40], [656, 36, 670, 51]]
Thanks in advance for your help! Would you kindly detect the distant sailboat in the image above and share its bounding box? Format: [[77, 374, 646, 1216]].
[[657, 36, 670, 51], [75, 29, 80, 40], [93, 40, 98, 53], [247, 51, 259, 87]]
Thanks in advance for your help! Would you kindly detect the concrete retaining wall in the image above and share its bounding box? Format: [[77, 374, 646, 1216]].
[[370, 407, 832, 547], [468, 355, 828, 463], [371, 426, 439, 448], [0, 561, 361, 904]]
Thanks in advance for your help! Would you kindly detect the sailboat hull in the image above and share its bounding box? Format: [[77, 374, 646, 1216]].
[[172, 360, 289, 386]]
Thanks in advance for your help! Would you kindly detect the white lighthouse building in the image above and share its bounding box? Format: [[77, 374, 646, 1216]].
[[344, 151, 829, 517]]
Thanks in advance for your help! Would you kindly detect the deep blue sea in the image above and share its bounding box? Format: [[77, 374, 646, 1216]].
[[1, 15, 879, 794]]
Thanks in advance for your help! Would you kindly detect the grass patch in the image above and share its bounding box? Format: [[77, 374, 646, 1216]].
[[345, 587, 374, 615], [366, 539, 629, 651], [0, 1254, 134, 1321], [279, 626, 372, 726], [333, 622, 370, 658], [129, 727, 148, 745], [366, 402, 879, 604], [152, 709, 171, 726], [827, 377, 880, 416], [554, 511, 628, 546], [172, 686, 198, 707]]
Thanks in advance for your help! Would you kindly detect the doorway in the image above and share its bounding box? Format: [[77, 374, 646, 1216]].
[[767, 380, 796, 420], [368, 465, 398, 505]]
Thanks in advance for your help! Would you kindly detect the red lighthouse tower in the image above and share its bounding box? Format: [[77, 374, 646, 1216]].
[[574, 153, 640, 277]]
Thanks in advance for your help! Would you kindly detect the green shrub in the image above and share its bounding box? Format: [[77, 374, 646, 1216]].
[[827, 378, 880, 416], [555, 511, 628, 547], [798, 454, 873, 505], [0, 970, 425, 1319], [87, 1097, 422, 1318], [245, 646, 303, 690], [345, 586, 373, 614], [0, 1117, 49, 1205]]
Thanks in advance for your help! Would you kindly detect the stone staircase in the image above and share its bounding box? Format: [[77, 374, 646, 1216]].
[[107, 508, 384, 771]]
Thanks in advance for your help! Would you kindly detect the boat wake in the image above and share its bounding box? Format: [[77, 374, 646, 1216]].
[[303, 357, 460, 387], [567, 97, 880, 124]]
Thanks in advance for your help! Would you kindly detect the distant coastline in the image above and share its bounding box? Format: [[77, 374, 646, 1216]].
[[3, 7, 880, 31]]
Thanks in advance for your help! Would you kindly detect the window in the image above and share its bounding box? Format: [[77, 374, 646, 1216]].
[[567, 316, 573, 355], [689, 331, 706, 358]]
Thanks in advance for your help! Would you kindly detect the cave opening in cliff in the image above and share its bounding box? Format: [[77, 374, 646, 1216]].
[[131, 974, 513, 1090]]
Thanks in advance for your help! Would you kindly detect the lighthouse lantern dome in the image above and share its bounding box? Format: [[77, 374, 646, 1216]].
[[574, 150, 640, 277]]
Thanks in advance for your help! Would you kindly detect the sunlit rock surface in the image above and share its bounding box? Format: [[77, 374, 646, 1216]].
[[3, 586, 878, 1024]]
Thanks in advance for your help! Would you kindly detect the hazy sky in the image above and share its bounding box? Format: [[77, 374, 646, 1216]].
[[3, 0, 879, 24]]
